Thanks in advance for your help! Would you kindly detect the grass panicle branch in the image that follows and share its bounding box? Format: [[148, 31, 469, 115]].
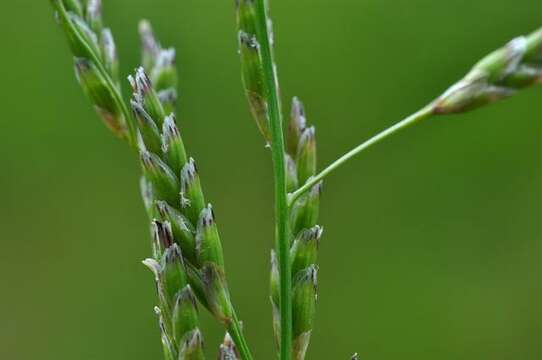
[[237, 1, 324, 358], [132, 22, 253, 360], [271, 99, 323, 360], [290, 27, 542, 205], [50, 1, 253, 359], [236, 0, 293, 358]]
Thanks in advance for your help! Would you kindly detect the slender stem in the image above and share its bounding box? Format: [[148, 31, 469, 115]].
[[228, 310, 253, 360], [253, 1, 292, 359], [288, 105, 435, 206]]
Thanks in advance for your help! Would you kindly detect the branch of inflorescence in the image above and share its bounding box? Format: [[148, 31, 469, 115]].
[[288, 104, 435, 207]]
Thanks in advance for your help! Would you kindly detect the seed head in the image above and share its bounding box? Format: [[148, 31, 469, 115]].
[[433, 28, 542, 114]]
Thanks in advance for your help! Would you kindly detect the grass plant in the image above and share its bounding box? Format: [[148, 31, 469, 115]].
[[49, 0, 542, 359]]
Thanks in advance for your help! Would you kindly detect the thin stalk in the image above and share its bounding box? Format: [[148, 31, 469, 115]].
[[288, 105, 435, 207], [252, 1, 292, 359], [228, 310, 253, 360]]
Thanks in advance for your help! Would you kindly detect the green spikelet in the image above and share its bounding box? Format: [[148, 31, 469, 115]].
[[140, 149, 180, 208], [138, 20, 178, 114], [162, 114, 188, 176], [178, 329, 205, 360], [85, 0, 103, 34], [196, 205, 225, 268], [290, 183, 322, 237], [100, 29, 119, 85], [285, 154, 299, 194], [144, 222, 205, 360], [50, 0, 133, 141], [200, 263, 233, 325], [290, 226, 322, 277], [172, 286, 200, 346], [433, 27, 542, 114], [180, 159, 206, 224], [140, 176, 157, 219], [156, 200, 197, 265], [288, 97, 307, 157], [296, 127, 317, 186], [292, 266, 318, 360], [129, 67, 166, 127], [131, 99, 162, 154], [74, 58, 125, 137], [236, 0, 270, 142]]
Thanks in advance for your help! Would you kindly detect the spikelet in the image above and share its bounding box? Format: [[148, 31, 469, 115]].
[[433, 28, 542, 114], [50, 0, 134, 140]]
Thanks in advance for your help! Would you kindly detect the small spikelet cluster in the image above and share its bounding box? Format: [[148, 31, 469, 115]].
[[433, 28, 542, 114], [271, 98, 322, 359], [139, 20, 178, 115], [236, 0, 280, 143], [133, 21, 242, 359], [143, 228, 203, 360], [132, 22, 208, 359], [50, 0, 130, 139], [52, 3, 247, 356]]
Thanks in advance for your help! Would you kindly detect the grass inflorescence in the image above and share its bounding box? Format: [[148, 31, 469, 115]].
[[49, 0, 541, 359]]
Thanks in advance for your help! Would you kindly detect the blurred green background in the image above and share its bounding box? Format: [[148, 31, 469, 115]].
[[1, 1, 541, 359]]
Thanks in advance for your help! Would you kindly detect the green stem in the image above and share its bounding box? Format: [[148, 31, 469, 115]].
[[228, 310, 253, 360], [253, 1, 292, 359], [53, 0, 137, 146], [288, 105, 435, 206]]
